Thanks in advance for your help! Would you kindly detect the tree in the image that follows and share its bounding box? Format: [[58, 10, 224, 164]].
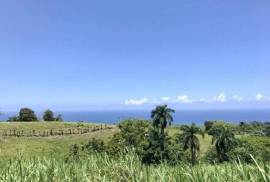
[[204, 121, 214, 131], [181, 123, 204, 165], [107, 119, 149, 156], [117, 119, 149, 148], [43, 110, 55, 121], [263, 125, 270, 136], [18, 108, 38, 121], [212, 126, 236, 162], [151, 104, 175, 150]]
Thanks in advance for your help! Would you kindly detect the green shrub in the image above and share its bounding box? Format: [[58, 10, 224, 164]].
[[118, 119, 149, 148], [106, 132, 128, 156], [204, 121, 214, 131], [204, 146, 219, 164], [227, 139, 255, 163], [67, 144, 80, 161], [43, 110, 55, 121], [240, 136, 270, 162], [82, 138, 106, 153], [205, 137, 270, 164], [108, 119, 149, 156], [18, 108, 38, 122]]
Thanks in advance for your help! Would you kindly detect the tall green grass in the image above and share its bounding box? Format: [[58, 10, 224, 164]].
[[0, 153, 269, 182]]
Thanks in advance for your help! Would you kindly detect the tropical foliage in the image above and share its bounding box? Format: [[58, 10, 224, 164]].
[[211, 126, 236, 162], [180, 124, 204, 165]]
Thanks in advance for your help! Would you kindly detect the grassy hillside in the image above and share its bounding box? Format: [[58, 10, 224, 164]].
[[0, 122, 116, 158], [0, 121, 101, 131]]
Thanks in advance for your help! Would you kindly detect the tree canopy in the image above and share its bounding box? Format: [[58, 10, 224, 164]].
[[18, 108, 38, 122]]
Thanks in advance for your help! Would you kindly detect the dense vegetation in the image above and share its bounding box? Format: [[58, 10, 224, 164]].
[[0, 105, 269, 181], [78, 105, 270, 166]]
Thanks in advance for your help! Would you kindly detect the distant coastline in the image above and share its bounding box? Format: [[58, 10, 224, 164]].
[[1, 109, 269, 124]]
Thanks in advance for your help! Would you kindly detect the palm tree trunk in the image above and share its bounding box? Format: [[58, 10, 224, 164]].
[[191, 147, 196, 166], [160, 128, 165, 151]]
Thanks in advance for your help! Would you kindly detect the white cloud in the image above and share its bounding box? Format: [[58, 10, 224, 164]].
[[232, 95, 243, 102], [199, 97, 211, 103], [124, 98, 148, 105], [162, 97, 171, 101], [173, 95, 193, 103], [199, 98, 206, 102], [124, 93, 270, 105], [211, 93, 227, 103], [255, 94, 264, 101]]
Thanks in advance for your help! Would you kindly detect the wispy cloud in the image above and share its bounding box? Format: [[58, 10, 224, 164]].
[[173, 95, 193, 104], [211, 93, 227, 103], [162, 97, 171, 101], [232, 95, 243, 102], [255, 94, 270, 102], [255, 94, 264, 101], [124, 98, 148, 105], [124, 93, 270, 105]]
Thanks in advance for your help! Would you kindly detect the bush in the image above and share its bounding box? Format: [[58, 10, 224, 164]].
[[43, 110, 55, 121], [228, 144, 255, 163], [207, 121, 233, 136], [67, 144, 80, 161], [107, 119, 149, 156], [240, 136, 270, 162], [82, 119, 150, 156], [117, 119, 149, 149], [204, 121, 214, 131], [18, 108, 38, 121], [82, 138, 106, 153], [205, 137, 270, 164], [204, 147, 219, 164], [106, 133, 127, 156]]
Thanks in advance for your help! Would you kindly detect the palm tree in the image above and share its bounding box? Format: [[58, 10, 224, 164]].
[[151, 104, 175, 150], [181, 123, 204, 165], [212, 126, 235, 162]]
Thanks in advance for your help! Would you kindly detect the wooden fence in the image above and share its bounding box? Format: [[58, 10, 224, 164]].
[[1, 125, 113, 137]]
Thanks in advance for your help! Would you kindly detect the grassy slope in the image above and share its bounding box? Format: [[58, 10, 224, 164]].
[[0, 122, 99, 131], [0, 122, 117, 158]]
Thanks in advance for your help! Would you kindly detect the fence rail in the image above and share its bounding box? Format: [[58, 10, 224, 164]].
[[1, 125, 113, 137]]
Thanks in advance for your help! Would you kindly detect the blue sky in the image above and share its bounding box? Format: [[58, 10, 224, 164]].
[[0, 0, 270, 111]]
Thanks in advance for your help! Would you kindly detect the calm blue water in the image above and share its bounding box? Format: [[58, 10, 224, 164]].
[[0, 110, 269, 125]]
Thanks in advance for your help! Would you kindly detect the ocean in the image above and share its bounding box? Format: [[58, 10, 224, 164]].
[[0, 110, 269, 125]]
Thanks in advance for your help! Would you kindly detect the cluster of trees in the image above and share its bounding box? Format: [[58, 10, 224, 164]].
[[205, 120, 270, 137], [7, 108, 62, 122], [76, 104, 270, 166]]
